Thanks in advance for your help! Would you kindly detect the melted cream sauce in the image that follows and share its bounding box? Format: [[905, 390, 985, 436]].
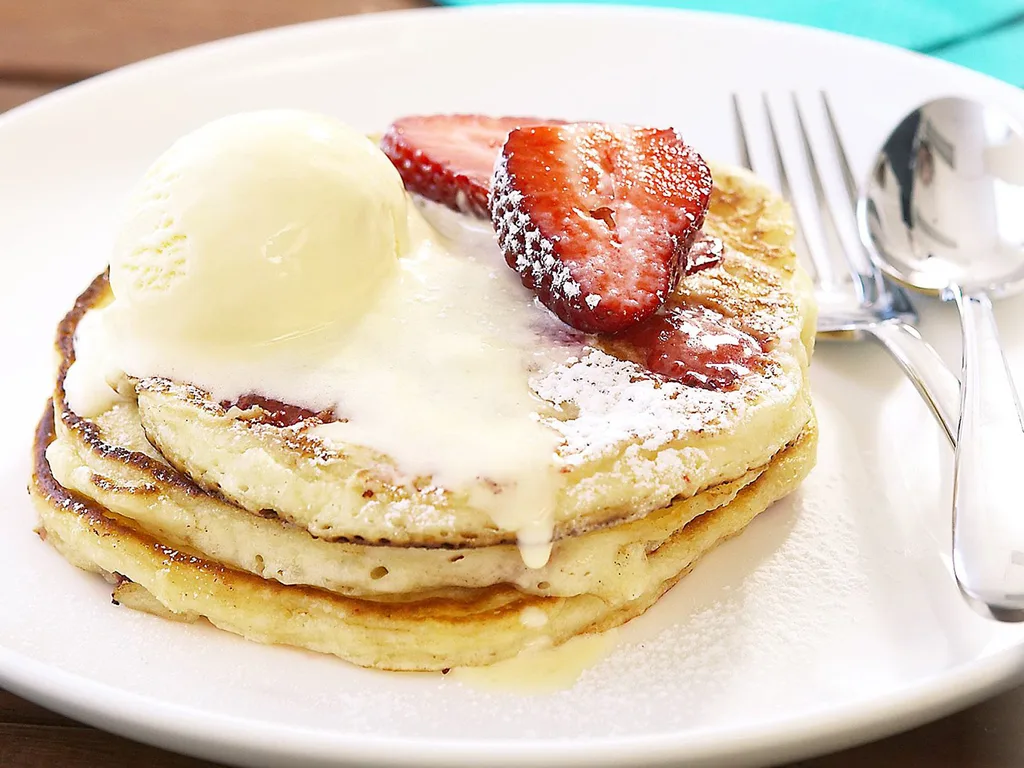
[[67, 202, 581, 567]]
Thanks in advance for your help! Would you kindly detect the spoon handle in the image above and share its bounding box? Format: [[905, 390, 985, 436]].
[[870, 321, 959, 447], [952, 285, 1024, 619]]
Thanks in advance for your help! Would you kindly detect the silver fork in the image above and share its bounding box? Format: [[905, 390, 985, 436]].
[[733, 93, 960, 445]]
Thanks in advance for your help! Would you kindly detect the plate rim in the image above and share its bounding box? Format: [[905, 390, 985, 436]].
[[4, 5, 1024, 766], [2, 639, 1023, 766], [2, 3, 1016, 133]]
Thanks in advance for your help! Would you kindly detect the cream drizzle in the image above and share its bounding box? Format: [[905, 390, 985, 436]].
[[449, 630, 617, 694], [67, 203, 579, 568]]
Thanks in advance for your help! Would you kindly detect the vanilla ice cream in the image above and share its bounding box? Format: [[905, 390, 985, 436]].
[[69, 110, 570, 569], [107, 110, 409, 349]]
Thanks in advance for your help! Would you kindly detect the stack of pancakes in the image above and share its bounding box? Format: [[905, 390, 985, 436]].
[[30, 165, 817, 671]]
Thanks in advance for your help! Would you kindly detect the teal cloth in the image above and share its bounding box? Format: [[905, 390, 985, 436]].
[[434, 0, 1024, 83]]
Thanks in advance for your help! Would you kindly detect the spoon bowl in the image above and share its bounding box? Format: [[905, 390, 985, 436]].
[[861, 97, 1024, 296], [860, 96, 1024, 621]]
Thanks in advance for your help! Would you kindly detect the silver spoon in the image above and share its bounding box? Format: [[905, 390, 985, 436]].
[[860, 97, 1024, 621]]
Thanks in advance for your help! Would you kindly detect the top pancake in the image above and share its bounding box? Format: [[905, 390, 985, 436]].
[[56, 164, 816, 547]]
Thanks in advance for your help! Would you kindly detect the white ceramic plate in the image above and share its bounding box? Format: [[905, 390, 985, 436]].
[[3, 6, 1024, 767]]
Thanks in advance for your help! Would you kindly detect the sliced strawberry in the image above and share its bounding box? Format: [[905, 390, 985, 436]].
[[380, 115, 560, 218], [608, 303, 767, 391], [491, 123, 713, 334]]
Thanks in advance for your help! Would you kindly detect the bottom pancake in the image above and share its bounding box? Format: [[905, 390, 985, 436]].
[[31, 405, 817, 671]]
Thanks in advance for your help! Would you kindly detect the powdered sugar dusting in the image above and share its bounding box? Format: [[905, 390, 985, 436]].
[[533, 347, 795, 466], [491, 152, 595, 319]]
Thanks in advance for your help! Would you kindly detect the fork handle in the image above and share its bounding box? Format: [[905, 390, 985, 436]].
[[951, 287, 1024, 620], [869, 321, 959, 446]]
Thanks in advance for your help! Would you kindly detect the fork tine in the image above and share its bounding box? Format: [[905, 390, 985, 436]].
[[732, 94, 753, 171], [733, 93, 811, 278], [762, 93, 835, 288], [762, 94, 793, 198], [791, 92, 875, 295], [821, 91, 913, 307], [821, 92, 858, 209]]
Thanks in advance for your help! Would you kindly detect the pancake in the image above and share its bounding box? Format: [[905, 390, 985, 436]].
[[32, 405, 817, 671], [48, 390, 807, 602], [97, 164, 816, 546], [30, 160, 818, 670]]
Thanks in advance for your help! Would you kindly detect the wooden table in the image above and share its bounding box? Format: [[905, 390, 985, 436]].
[[2, 1, 1022, 765]]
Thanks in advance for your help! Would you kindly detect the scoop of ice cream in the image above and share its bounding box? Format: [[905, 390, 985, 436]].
[[108, 110, 409, 349]]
